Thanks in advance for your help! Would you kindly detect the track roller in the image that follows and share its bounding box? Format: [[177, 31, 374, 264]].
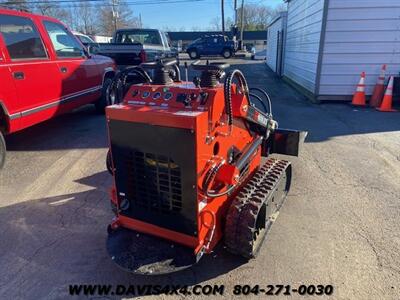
[[224, 158, 292, 259]]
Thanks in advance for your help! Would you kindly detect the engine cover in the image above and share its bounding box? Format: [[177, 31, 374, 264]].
[[106, 81, 260, 251], [109, 119, 198, 236]]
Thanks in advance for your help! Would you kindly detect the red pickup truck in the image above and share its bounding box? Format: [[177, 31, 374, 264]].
[[0, 9, 117, 169]]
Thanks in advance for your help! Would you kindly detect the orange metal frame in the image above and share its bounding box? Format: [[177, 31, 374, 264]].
[[106, 81, 261, 254]]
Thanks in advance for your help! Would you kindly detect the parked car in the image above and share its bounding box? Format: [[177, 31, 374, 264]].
[[186, 35, 237, 59], [73, 31, 95, 44], [90, 28, 176, 68], [244, 43, 254, 52], [0, 9, 117, 169], [251, 47, 267, 60]]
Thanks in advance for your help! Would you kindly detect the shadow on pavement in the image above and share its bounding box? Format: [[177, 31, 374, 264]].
[[0, 171, 247, 299], [5, 105, 107, 152]]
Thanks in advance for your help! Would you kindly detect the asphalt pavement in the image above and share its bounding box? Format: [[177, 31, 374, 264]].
[[0, 57, 399, 300]]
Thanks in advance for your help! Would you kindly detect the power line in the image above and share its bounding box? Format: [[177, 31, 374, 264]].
[[2, 0, 207, 5]]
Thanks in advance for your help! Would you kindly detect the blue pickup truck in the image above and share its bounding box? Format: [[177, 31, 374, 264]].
[[186, 35, 237, 59]]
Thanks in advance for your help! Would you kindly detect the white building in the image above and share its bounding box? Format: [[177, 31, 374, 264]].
[[266, 12, 287, 75], [271, 0, 400, 102]]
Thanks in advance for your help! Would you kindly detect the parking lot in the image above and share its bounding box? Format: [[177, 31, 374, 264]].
[[0, 57, 399, 299]]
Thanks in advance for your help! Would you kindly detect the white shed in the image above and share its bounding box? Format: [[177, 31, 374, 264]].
[[267, 12, 287, 75], [279, 0, 400, 102]]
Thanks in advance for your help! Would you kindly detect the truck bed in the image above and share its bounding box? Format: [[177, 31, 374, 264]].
[[92, 42, 173, 67]]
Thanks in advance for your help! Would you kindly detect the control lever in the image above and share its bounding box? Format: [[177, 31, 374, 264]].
[[140, 58, 178, 85], [184, 62, 189, 87], [140, 58, 177, 68], [176, 93, 191, 106], [199, 92, 208, 105]]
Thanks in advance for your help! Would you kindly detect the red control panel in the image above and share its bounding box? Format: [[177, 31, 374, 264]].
[[123, 82, 220, 111]]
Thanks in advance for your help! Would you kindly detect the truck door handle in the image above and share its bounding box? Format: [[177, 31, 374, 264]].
[[60, 67, 68, 73], [13, 71, 24, 80]]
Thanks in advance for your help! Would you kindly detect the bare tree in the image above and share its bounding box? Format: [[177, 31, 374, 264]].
[[273, 3, 287, 14], [237, 3, 283, 31], [35, 0, 70, 24], [161, 25, 177, 32], [190, 25, 201, 32], [209, 16, 221, 31], [209, 16, 234, 31], [98, 2, 139, 36], [0, 0, 29, 11], [64, 4, 80, 32], [225, 16, 234, 30], [78, 2, 97, 34]]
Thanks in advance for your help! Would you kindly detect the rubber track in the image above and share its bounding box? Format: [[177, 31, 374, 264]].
[[224, 158, 291, 259]]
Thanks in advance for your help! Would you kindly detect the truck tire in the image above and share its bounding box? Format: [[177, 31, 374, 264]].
[[188, 49, 199, 60], [222, 48, 232, 59], [0, 131, 5, 170], [95, 77, 114, 114]]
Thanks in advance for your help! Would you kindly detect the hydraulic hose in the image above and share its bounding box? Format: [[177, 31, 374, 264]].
[[202, 158, 236, 198], [172, 63, 181, 82], [206, 71, 273, 199], [249, 92, 269, 113], [107, 66, 152, 104], [249, 87, 273, 116], [224, 69, 250, 128], [200, 210, 216, 251]]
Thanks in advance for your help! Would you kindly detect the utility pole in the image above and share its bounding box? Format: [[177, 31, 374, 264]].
[[139, 13, 142, 28], [111, 0, 119, 32], [234, 0, 237, 25], [240, 0, 244, 50], [221, 0, 225, 33]]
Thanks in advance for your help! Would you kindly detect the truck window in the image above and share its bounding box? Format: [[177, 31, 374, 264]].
[[0, 15, 47, 60], [76, 34, 94, 44], [43, 21, 84, 58], [160, 32, 170, 48], [165, 33, 172, 47], [115, 30, 161, 45]]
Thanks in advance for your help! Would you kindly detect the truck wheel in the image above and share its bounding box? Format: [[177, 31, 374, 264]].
[[188, 50, 199, 59], [95, 77, 115, 114], [222, 49, 232, 59], [0, 131, 5, 170]]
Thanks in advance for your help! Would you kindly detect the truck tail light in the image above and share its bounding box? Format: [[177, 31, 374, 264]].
[[139, 50, 147, 62]]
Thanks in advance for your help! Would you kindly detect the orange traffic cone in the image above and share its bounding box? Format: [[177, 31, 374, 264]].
[[352, 72, 366, 106], [370, 64, 386, 107], [377, 76, 397, 112]]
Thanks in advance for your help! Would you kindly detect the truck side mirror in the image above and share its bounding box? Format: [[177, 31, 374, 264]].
[[87, 43, 99, 56]]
